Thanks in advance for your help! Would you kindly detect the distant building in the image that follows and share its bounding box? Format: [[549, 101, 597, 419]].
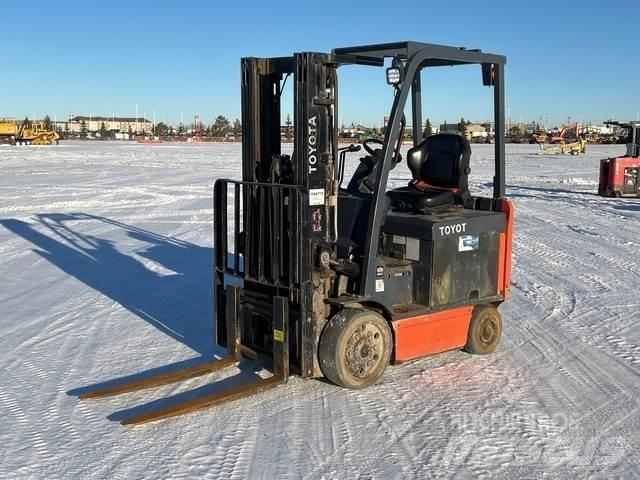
[[66, 116, 152, 134], [439, 123, 459, 134]]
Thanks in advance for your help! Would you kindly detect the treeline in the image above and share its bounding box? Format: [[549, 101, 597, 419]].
[[19, 115, 54, 130], [152, 115, 242, 138]]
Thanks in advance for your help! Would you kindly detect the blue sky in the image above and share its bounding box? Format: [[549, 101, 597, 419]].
[[2, 0, 639, 128]]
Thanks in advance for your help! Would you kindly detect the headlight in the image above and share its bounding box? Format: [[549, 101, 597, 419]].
[[386, 67, 403, 85]]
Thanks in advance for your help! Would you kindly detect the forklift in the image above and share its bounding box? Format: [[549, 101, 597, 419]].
[[598, 121, 640, 197], [79, 41, 514, 424]]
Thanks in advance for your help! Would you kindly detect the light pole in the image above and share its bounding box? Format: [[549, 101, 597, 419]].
[[135, 103, 139, 134]]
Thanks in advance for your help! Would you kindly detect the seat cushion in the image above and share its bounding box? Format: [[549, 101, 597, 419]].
[[386, 187, 454, 211]]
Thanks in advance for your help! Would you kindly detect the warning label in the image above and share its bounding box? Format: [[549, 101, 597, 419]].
[[309, 188, 325, 206]]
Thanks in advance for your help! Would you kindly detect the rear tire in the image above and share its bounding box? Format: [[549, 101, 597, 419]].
[[319, 308, 392, 389], [464, 305, 502, 355]]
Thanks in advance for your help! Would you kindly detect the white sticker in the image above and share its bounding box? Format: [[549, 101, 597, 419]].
[[309, 188, 325, 206], [458, 234, 479, 252], [375, 279, 385, 292]]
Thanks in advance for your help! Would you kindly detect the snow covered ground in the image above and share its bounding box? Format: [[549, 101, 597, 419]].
[[1, 141, 639, 479]]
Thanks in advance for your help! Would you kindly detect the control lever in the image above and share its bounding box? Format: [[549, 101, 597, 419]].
[[338, 144, 362, 188], [329, 258, 361, 278]]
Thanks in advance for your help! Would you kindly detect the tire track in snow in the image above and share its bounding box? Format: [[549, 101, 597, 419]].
[[2, 143, 639, 478], [0, 382, 54, 466]]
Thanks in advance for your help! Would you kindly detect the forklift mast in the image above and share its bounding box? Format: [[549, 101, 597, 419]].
[[216, 53, 341, 377]]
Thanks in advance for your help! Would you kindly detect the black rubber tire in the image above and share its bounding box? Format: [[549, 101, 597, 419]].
[[464, 305, 502, 355], [318, 308, 392, 389]]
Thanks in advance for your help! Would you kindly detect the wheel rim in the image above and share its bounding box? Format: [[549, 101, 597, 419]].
[[345, 322, 385, 379], [478, 315, 498, 347]]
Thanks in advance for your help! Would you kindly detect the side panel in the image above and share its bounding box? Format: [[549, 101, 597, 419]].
[[430, 231, 500, 307], [391, 306, 473, 362], [497, 199, 514, 299], [598, 159, 610, 195]]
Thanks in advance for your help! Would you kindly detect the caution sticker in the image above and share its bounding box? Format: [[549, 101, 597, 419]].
[[375, 279, 385, 292], [309, 188, 325, 206], [273, 329, 284, 342]]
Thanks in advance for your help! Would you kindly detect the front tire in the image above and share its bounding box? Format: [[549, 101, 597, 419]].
[[464, 305, 502, 354], [319, 308, 392, 389]]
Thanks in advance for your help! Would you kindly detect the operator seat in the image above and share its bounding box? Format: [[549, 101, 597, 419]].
[[386, 133, 471, 211]]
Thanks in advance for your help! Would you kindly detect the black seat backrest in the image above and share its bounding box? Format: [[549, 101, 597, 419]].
[[407, 133, 471, 191]]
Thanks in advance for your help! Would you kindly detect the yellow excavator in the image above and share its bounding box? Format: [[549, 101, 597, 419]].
[[0, 120, 60, 145]]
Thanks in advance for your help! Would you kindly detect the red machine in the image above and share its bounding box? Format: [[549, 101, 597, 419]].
[[598, 121, 640, 198], [550, 123, 580, 144]]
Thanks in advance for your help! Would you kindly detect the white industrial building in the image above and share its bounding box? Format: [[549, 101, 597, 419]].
[[65, 116, 152, 134]]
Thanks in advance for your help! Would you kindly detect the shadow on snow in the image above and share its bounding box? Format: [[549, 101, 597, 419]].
[[1, 213, 260, 420]]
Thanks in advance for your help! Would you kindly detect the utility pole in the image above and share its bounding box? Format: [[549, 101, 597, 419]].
[[135, 103, 139, 134]]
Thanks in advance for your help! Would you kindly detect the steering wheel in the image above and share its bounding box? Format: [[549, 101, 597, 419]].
[[362, 138, 403, 165], [362, 138, 383, 156]]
